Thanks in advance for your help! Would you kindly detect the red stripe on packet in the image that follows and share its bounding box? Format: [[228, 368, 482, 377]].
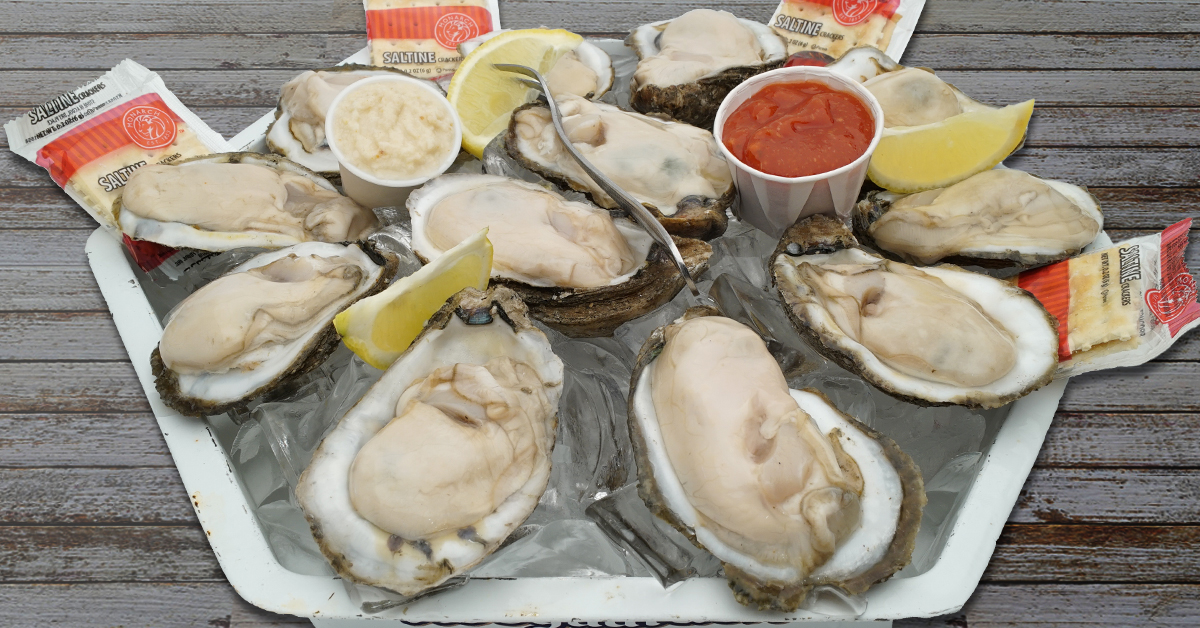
[[786, 0, 903, 23], [34, 94, 182, 186], [1151, 218, 1199, 336], [1018, 259, 1072, 361], [366, 6, 493, 45]]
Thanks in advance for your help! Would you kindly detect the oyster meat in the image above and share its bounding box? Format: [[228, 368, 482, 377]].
[[505, 95, 734, 239], [408, 174, 712, 337], [117, 152, 379, 251], [773, 215, 1059, 409], [628, 9, 787, 129], [628, 310, 924, 610], [152, 242, 397, 417], [297, 287, 563, 597], [855, 168, 1104, 268], [265, 65, 425, 179]]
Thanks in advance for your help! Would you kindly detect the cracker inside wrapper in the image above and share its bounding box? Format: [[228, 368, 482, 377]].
[[1018, 219, 1200, 377]]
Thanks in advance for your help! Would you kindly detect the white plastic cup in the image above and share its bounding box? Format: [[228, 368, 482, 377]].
[[713, 66, 885, 238], [325, 75, 463, 209]]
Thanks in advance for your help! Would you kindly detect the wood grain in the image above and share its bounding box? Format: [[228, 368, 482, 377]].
[[1040, 412, 1200, 467], [4, 0, 1199, 35], [986, 524, 1200, 582], [0, 413, 173, 467], [0, 362, 151, 413], [0, 467, 193, 524], [0, 582, 308, 627], [0, 525, 221, 582]]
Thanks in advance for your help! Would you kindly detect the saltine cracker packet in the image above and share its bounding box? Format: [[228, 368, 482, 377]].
[[5, 60, 227, 234], [769, 0, 925, 64], [365, 0, 502, 79], [1018, 219, 1200, 377]]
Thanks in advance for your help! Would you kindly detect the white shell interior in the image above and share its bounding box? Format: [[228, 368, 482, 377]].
[[296, 311, 564, 595], [164, 242, 384, 405], [407, 174, 655, 288], [630, 364, 903, 586], [774, 248, 1060, 405]]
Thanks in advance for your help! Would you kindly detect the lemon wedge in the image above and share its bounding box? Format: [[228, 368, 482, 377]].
[[447, 28, 583, 158], [334, 229, 493, 369], [867, 99, 1035, 193]]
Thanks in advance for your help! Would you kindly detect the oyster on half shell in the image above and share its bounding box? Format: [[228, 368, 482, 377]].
[[117, 152, 379, 252], [408, 174, 712, 337], [297, 287, 563, 597], [772, 215, 1059, 409], [854, 168, 1104, 269], [152, 241, 397, 417], [628, 310, 924, 610], [628, 9, 787, 129], [265, 65, 427, 179], [505, 95, 734, 240]]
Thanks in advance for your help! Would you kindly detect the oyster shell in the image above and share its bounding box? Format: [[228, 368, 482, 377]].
[[627, 9, 787, 129], [505, 95, 734, 239], [296, 286, 563, 597], [116, 152, 379, 252], [772, 215, 1059, 409], [151, 241, 397, 417], [854, 168, 1104, 268], [265, 65, 427, 179], [628, 310, 924, 610], [408, 174, 712, 337]]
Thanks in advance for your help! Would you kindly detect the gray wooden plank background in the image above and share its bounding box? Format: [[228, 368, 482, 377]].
[[0, 0, 1197, 625]]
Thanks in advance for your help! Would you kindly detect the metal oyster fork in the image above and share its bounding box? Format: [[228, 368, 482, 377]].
[[493, 63, 716, 309]]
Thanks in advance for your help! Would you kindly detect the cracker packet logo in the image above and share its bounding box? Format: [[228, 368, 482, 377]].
[[434, 12, 481, 49], [833, 0, 879, 25], [123, 105, 177, 150], [1146, 275, 1198, 325]]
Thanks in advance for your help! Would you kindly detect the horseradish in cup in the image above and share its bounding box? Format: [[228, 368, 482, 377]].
[[326, 75, 462, 207]]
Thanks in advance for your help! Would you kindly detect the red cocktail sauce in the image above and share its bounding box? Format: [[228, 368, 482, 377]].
[[721, 81, 875, 178]]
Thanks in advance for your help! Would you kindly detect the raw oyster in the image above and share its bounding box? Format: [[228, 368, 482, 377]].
[[505, 95, 734, 239], [772, 215, 1059, 409], [297, 286, 563, 597], [117, 152, 379, 251], [152, 242, 397, 417], [628, 9, 787, 129], [855, 168, 1104, 268], [265, 65, 425, 179], [408, 174, 712, 337], [628, 310, 924, 610], [460, 32, 614, 100]]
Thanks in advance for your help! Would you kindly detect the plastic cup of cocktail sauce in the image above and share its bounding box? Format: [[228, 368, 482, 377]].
[[713, 66, 885, 238], [325, 75, 462, 209]]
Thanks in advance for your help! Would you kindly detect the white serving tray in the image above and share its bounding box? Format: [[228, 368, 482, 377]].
[[87, 42, 1073, 625], [86, 224, 1067, 625]]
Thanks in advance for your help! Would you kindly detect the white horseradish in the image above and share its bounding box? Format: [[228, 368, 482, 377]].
[[330, 80, 458, 181]]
